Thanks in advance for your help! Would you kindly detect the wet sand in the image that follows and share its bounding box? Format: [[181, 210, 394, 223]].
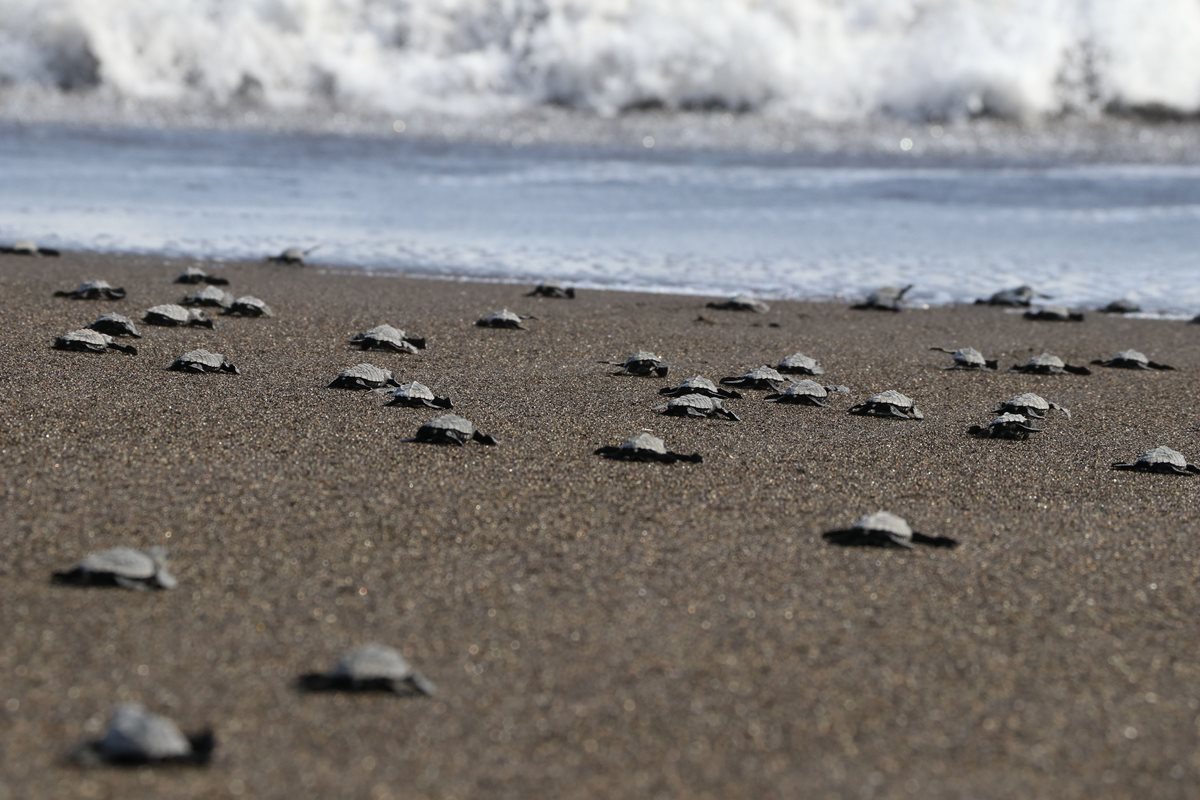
[[1, 253, 1199, 799]]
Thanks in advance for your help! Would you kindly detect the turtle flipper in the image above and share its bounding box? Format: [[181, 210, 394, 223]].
[[654, 366, 669, 378], [433, 396, 453, 409], [473, 431, 498, 446], [1111, 463, 1136, 471], [1147, 361, 1175, 371], [1064, 365, 1092, 375], [407, 672, 437, 696], [911, 532, 958, 548]]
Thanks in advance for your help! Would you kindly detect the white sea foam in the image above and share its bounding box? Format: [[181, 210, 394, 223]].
[[1, 0, 1199, 124]]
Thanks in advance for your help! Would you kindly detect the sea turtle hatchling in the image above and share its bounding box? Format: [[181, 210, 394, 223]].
[[1099, 298, 1141, 314], [349, 324, 426, 353], [54, 280, 126, 300], [266, 245, 319, 264], [1024, 305, 1084, 322], [1091, 350, 1175, 371], [53, 329, 137, 355], [613, 351, 669, 377], [764, 380, 848, 406], [719, 366, 787, 391], [143, 304, 214, 329], [475, 309, 530, 329], [385, 382, 452, 409], [181, 285, 232, 308], [411, 414, 497, 446], [594, 432, 702, 464], [174, 266, 229, 286], [658, 376, 741, 399], [329, 363, 399, 390], [87, 313, 141, 338], [73, 704, 214, 767], [655, 393, 740, 421], [848, 390, 924, 420], [823, 511, 958, 549], [1009, 353, 1091, 375], [52, 546, 176, 590], [975, 285, 1046, 307], [298, 644, 436, 695], [995, 392, 1071, 419], [852, 284, 912, 312], [169, 349, 239, 374], [1, 240, 61, 256], [777, 352, 824, 375], [222, 296, 272, 317], [968, 413, 1042, 440], [930, 346, 997, 370], [706, 294, 769, 313], [526, 282, 575, 299], [1112, 446, 1200, 475]]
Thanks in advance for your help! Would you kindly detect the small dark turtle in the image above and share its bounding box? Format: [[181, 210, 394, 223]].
[[73, 704, 213, 767], [526, 282, 575, 299], [174, 266, 229, 286], [475, 309, 530, 329], [968, 413, 1042, 440], [350, 324, 426, 353], [53, 329, 137, 355], [975, 285, 1046, 307], [88, 313, 141, 338], [54, 280, 126, 300], [930, 346, 997, 370], [385, 382, 452, 409], [852, 284, 912, 312], [412, 414, 497, 446], [169, 349, 239, 374], [143, 304, 214, 329], [1024, 305, 1084, 322], [719, 366, 787, 391], [1099, 298, 1141, 314], [181, 286, 232, 309], [1112, 446, 1200, 475], [823, 511, 957, 549], [298, 644, 436, 695], [659, 375, 741, 399], [848, 390, 923, 420], [613, 351, 669, 378], [329, 363, 399, 390], [222, 296, 272, 317], [1090, 350, 1174, 371], [655, 393, 740, 421], [52, 546, 176, 590], [1009, 353, 1091, 375], [2, 240, 60, 257], [706, 294, 769, 313], [777, 352, 824, 376], [594, 432, 702, 464], [266, 245, 319, 264], [995, 392, 1070, 419], [764, 380, 847, 406]]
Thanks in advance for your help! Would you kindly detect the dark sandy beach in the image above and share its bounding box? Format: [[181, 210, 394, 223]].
[[1, 253, 1199, 799]]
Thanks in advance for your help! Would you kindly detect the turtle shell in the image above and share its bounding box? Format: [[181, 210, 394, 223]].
[[144, 304, 213, 328], [527, 282, 575, 298], [935, 347, 993, 369], [54, 329, 137, 355], [719, 366, 787, 391], [170, 349, 238, 374], [1112, 446, 1199, 475], [848, 390, 923, 419], [414, 414, 496, 446], [968, 413, 1042, 440], [475, 309, 525, 329], [777, 353, 823, 375], [3, 240, 60, 256], [765, 380, 829, 405], [659, 375, 740, 399], [53, 546, 176, 590], [88, 313, 141, 338], [976, 285, 1037, 307], [54, 280, 126, 300], [386, 382, 452, 409], [853, 284, 912, 311], [617, 351, 668, 377], [175, 267, 228, 286], [594, 433, 702, 463], [299, 644, 436, 695], [79, 704, 213, 766], [1010, 353, 1091, 375], [182, 286, 232, 308], [823, 511, 957, 548], [995, 392, 1072, 419], [1092, 350, 1174, 371], [1099, 298, 1140, 314], [350, 325, 423, 353], [329, 363, 396, 390], [658, 394, 739, 421], [706, 294, 769, 313], [223, 296, 272, 317]]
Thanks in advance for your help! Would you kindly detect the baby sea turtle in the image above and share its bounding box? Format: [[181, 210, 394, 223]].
[[852, 284, 912, 312], [823, 511, 958, 549], [613, 351, 669, 378], [1024, 305, 1084, 322], [475, 309, 529, 329], [181, 285, 232, 309], [169, 349, 239, 374], [52, 546, 176, 590], [968, 413, 1042, 440], [1091, 350, 1175, 371], [764, 380, 845, 406], [54, 280, 126, 300], [329, 363, 399, 390], [1099, 298, 1140, 314], [266, 245, 319, 264], [706, 294, 769, 313], [73, 704, 214, 767], [1112, 446, 1200, 475], [298, 644, 436, 695], [1009, 353, 1091, 375], [995, 392, 1071, 419], [848, 390, 923, 420], [975, 285, 1046, 307], [526, 282, 575, 299], [385, 382, 452, 409], [412, 414, 497, 446], [655, 393, 740, 421], [350, 325, 426, 354], [174, 266, 229, 286], [143, 304, 214, 328], [659, 376, 741, 399], [719, 366, 787, 391], [88, 313, 141, 338], [222, 296, 272, 317], [53, 329, 137, 355], [777, 352, 824, 375], [1, 240, 61, 256], [594, 432, 702, 464], [930, 346, 997, 370]]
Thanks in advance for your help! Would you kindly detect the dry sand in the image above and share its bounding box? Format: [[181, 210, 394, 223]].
[[1, 253, 1199, 799]]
